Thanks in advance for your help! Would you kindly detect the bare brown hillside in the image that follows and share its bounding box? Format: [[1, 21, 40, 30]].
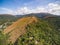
[[3, 16, 38, 44]]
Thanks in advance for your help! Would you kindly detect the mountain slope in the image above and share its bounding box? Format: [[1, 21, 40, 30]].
[[3, 16, 37, 44], [45, 16, 60, 29], [16, 13, 59, 18], [0, 16, 60, 45], [0, 14, 17, 25], [15, 18, 60, 45]]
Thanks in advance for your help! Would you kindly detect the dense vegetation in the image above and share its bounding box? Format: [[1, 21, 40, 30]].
[[0, 14, 18, 31], [45, 16, 60, 29], [0, 14, 60, 45], [0, 14, 18, 45], [15, 18, 60, 45], [0, 14, 17, 25]]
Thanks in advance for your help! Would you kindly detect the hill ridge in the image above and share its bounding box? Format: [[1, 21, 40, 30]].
[[3, 16, 38, 43]]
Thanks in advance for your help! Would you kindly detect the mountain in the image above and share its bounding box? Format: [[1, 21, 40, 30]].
[[3, 16, 37, 44], [16, 13, 60, 29], [0, 16, 60, 45], [0, 14, 18, 25], [15, 16, 60, 45], [16, 13, 60, 18], [44, 15, 60, 29], [16, 13, 60, 30]]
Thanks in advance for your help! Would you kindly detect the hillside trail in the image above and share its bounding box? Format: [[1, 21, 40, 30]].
[[3, 16, 37, 44]]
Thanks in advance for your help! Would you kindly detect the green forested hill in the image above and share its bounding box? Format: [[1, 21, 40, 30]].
[[0, 14, 18, 30], [45, 16, 60, 29], [0, 14, 17, 25], [15, 17, 60, 45], [0, 16, 60, 45]]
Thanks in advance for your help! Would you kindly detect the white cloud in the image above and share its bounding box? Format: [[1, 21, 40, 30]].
[[48, 3, 60, 15], [15, 3, 60, 15], [34, 7, 48, 13], [0, 8, 16, 15], [16, 6, 48, 15], [0, 3, 60, 15], [16, 7, 32, 14]]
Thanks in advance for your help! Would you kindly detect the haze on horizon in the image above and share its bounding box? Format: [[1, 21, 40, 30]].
[[0, 0, 60, 15]]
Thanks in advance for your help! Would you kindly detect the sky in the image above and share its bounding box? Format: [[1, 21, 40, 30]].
[[0, 0, 60, 15]]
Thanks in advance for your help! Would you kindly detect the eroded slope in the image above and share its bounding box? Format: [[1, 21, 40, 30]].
[[3, 16, 38, 43]]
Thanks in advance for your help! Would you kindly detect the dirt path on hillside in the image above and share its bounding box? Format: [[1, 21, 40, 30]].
[[3, 16, 37, 44]]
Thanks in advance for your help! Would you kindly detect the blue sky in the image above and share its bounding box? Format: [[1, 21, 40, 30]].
[[0, 0, 57, 9], [0, 0, 60, 15]]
